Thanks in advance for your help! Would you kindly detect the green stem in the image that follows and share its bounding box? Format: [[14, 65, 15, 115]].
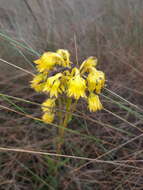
[[58, 97, 63, 126], [57, 98, 72, 154]]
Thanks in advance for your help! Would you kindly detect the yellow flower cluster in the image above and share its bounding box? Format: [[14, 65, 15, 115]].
[[31, 49, 105, 123]]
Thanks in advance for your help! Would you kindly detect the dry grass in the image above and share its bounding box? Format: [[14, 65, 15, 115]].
[[0, 0, 143, 189]]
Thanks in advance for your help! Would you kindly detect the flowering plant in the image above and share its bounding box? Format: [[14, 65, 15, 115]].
[[31, 49, 105, 152]]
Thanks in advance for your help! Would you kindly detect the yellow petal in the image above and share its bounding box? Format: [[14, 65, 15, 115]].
[[88, 93, 103, 112], [80, 56, 97, 74], [43, 73, 62, 97], [34, 52, 64, 72], [67, 74, 86, 99], [87, 68, 105, 93], [42, 112, 54, 123], [41, 98, 56, 112], [57, 49, 71, 67]]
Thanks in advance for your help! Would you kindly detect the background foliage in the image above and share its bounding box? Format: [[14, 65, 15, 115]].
[[0, 0, 143, 189]]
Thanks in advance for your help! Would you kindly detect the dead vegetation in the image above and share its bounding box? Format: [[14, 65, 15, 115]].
[[0, 0, 143, 189]]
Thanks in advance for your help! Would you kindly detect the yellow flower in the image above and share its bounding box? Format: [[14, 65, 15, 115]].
[[59, 70, 71, 92], [67, 68, 86, 99], [87, 68, 105, 93], [31, 74, 44, 84], [80, 56, 97, 74], [88, 93, 103, 112], [41, 98, 56, 112], [95, 71, 105, 94], [30, 73, 47, 92], [87, 72, 97, 92], [42, 112, 55, 123], [57, 49, 71, 67], [43, 73, 62, 97], [34, 52, 64, 72], [50, 80, 61, 97], [31, 49, 106, 120], [31, 82, 46, 92]]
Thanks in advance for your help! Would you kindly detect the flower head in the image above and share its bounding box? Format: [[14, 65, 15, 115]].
[[42, 112, 55, 123], [30, 74, 46, 92], [30, 48, 106, 124], [87, 68, 105, 93], [80, 57, 97, 74], [43, 73, 62, 97], [67, 68, 86, 99], [31, 83, 46, 92], [41, 98, 56, 112], [88, 93, 103, 112], [57, 49, 71, 67], [34, 52, 64, 72]]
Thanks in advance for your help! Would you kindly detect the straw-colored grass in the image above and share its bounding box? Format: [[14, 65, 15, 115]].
[[0, 0, 143, 189]]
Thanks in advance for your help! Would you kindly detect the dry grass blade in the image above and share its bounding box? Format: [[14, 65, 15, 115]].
[[71, 133, 143, 173], [0, 147, 142, 171], [0, 58, 35, 76]]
